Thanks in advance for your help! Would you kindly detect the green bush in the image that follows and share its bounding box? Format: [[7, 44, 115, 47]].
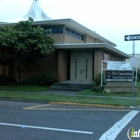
[[40, 71, 57, 86], [92, 74, 104, 92], [21, 76, 40, 86], [93, 74, 101, 86], [0, 75, 17, 85], [92, 86, 104, 92], [21, 71, 57, 86]]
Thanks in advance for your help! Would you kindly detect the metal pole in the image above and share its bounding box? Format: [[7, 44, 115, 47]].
[[132, 41, 135, 106]]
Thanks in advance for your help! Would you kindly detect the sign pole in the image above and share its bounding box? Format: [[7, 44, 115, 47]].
[[132, 41, 135, 106]]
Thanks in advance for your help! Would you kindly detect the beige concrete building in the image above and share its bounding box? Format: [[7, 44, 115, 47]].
[[37, 19, 130, 83]]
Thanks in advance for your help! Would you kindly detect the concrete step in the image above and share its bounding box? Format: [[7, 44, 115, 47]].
[[51, 82, 92, 91]]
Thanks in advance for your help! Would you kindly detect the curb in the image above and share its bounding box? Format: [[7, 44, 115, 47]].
[[1, 99, 139, 110], [49, 101, 126, 109]]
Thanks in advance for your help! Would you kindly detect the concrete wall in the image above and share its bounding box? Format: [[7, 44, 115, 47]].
[[58, 50, 68, 82], [50, 34, 65, 43], [94, 49, 104, 76], [65, 34, 84, 43]]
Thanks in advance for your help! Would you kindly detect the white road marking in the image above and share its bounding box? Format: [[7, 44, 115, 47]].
[[23, 104, 50, 110], [99, 110, 139, 140], [0, 122, 93, 135]]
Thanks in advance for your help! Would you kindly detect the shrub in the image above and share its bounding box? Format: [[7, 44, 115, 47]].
[[103, 89, 111, 93], [21, 71, 57, 86], [40, 71, 57, 86], [93, 74, 101, 86], [92, 86, 104, 92], [21, 76, 40, 86], [0, 75, 17, 85]]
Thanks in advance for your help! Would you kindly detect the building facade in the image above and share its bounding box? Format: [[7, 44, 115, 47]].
[[0, 18, 130, 83]]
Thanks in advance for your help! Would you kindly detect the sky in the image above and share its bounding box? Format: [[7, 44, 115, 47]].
[[0, 0, 140, 54]]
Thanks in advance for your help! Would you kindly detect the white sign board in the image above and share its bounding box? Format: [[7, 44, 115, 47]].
[[107, 61, 132, 70]]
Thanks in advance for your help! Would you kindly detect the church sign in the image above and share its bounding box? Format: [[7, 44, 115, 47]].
[[106, 71, 132, 82], [107, 61, 132, 70], [106, 61, 132, 82]]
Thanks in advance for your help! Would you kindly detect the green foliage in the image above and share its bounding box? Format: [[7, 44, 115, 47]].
[[21, 76, 40, 86], [40, 71, 57, 86], [0, 18, 54, 82], [0, 75, 17, 85], [92, 74, 104, 92], [21, 71, 57, 86], [92, 86, 104, 92], [103, 89, 111, 93], [93, 74, 101, 86]]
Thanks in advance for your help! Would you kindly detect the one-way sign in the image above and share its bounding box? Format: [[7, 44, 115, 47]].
[[125, 34, 140, 41]]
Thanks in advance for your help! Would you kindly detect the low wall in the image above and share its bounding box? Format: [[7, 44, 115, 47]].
[[104, 82, 138, 93]]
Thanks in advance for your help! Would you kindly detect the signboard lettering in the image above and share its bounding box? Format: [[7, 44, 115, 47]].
[[107, 61, 132, 70], [106, 71, 132, 82]]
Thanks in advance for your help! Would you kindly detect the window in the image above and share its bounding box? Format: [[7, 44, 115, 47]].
[[65, 27, 84, 41], [81, 35, 84, 41], [71, 30, 75, 37], [76, 32, 80, 39], [66, 28, 70, 35], [52, 27, 63, 34]]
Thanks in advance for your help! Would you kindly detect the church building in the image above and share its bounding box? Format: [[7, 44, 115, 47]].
[[0, 0, 130, 87]]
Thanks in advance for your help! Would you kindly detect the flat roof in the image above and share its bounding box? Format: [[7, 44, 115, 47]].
[[0, 18, 116, 47], [54, 43, 130, 58]]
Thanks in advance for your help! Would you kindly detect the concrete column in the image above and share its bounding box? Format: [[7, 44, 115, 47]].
[[58, 50, 67, 82], [94, 49, 103, 77]]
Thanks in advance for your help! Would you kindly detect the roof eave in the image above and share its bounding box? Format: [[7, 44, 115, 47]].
[[54, 43, 130, 58]]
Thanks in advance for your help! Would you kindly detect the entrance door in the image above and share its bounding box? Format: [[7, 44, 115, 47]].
[[70, 50, 93, 82]]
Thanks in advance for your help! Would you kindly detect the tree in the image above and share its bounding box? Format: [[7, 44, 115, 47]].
[[0, 18, 54, 83]]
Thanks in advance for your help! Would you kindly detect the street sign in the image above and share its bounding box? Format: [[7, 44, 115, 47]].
[[125, 34, 140, 41]]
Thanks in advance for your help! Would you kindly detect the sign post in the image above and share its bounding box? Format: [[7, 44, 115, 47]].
[[124, 34, 139, 106], [132, 41, 135, 105]]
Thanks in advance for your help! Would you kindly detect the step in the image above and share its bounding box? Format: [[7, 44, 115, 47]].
[[51, 82, 92, 91]]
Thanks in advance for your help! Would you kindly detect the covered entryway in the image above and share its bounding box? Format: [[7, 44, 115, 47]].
[[70, 50, 93, 82]]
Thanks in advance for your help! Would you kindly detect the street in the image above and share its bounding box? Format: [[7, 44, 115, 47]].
[[0, 100, 140, 140]]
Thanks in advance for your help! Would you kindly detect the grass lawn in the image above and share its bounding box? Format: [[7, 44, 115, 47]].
[[0, 82, 140, 107], [0, 92, 140, 106], [76, 89, 140, 97], [77, 82, 140, 97], [0, 86, 48, 92]]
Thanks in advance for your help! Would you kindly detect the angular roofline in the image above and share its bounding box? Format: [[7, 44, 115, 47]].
[[54, 43, 130, 58], [33, 18, 117, 47], [0, 18, 116, 46]]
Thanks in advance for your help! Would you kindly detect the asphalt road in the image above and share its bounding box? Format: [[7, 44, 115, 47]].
[[0, 101, 140, 140]]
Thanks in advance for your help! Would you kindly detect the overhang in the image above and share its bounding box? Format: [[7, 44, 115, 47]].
[[54, 43, 130, 58], [0, 18, 116, 47]]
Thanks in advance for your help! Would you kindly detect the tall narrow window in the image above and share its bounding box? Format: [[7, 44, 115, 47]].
[[86, 59, 88, 79], [75, 59, 77, 78]]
